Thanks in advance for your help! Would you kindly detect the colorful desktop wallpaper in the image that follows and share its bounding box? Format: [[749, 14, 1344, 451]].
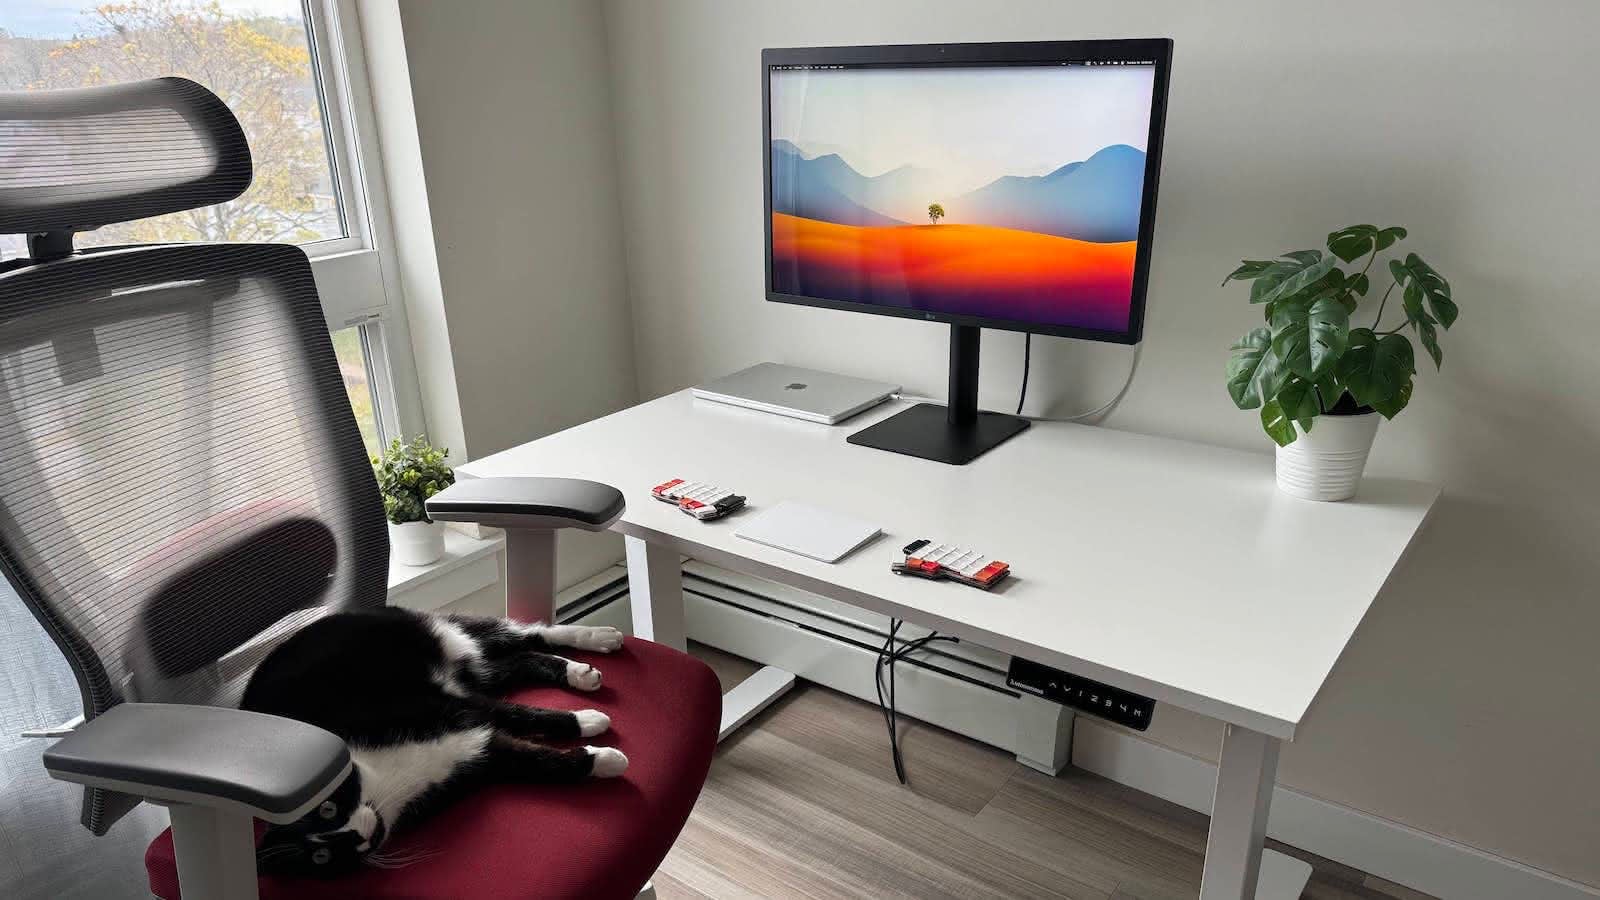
[[769, 64, 1156, 333]]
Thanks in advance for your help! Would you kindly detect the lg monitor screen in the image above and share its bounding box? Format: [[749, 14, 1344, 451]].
[[763, 41, 1171, 344]]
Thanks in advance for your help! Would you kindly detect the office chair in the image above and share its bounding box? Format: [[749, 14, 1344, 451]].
[[0, 78, 720, 899]]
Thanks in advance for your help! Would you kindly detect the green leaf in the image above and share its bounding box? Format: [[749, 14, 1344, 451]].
[[1392, 252, 1458, 328], [1277, 375, 1322, 423], [1271, 299, 1313, 373], [1417, 317, 1442, 370], [1314, 375, 1345, 412], [1349, 273, 1369, 296], [1226, 327, 1289, 409], [1327, 225, 1378, 263], [1369, 374, 1413, 419], [1375, 225, 1407, 251], [1395, 333, 1417, 374], [1270, 291, 1350, 379], [1338, 330, 1415, 410], [1401, 282, 1436, 327], [1250, 252, 1336, 305], [1221, 259, 1275, 286], [1260, 399, 1299, 446], [372, 435, 456, 523]]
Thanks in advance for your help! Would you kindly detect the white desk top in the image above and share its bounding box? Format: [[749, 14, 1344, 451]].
[[463, 391, 1439, 739]]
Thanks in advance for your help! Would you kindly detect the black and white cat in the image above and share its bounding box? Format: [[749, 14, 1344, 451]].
[[239, 606, 629, 877]]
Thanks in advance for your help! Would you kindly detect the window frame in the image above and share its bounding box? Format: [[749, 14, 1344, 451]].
[[298, 0, 427, 447]]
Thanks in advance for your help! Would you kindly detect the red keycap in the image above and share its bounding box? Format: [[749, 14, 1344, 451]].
[[974, 562, 1007, 583]]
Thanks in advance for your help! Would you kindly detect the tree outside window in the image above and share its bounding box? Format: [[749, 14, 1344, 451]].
[[1, 0, 344, 248], [1, 0, 383, 457]]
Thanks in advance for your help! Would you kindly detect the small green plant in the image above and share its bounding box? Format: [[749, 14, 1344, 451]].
[[927, 202, 945, 224], [1223, 225, 1460, 446], [372, 436, 456, 525]]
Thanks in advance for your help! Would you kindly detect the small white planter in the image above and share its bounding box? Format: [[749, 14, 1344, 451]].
[[1275, 411, 1381, 501], [389, 520, 445, 567]]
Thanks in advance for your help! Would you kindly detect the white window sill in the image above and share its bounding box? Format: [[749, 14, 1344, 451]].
[[387, 529, 505, 612]]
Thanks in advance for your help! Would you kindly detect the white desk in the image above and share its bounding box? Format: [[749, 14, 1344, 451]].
[[462, 389, 1439, 900]]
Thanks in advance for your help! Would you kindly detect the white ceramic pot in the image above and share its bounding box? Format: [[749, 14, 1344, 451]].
[[1275, 411, 1381, 501], [389, 520, 445, 566]]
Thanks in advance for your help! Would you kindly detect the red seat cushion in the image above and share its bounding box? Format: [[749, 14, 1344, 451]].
[[146, 637, 721, 900]]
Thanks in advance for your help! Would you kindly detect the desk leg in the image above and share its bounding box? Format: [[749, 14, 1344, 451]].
[[624, 536, 687, 651], [1014, 692, 1074, 776], [1200, 724, 1280, 900]]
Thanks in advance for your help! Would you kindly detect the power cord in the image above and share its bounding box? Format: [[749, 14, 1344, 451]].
[[1015, 333, 1033, 415], [890, 339, 1143, 424], [1038, 341, 1143, 422], [874, 618, 959, 784]]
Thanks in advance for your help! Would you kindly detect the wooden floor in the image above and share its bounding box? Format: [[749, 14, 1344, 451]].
[[668, 644, 1433, 900]]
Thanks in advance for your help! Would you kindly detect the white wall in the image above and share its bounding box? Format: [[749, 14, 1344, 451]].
[[381, 0, 638, 582], [395, 0, 637, 459], [602, 0, 1600, 888]]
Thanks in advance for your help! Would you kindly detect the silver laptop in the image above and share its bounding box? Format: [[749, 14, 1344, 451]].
[[692, 363, 899, 424]]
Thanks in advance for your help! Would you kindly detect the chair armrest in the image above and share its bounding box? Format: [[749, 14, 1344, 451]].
[[43, 703, 350, 824], [426, 476, 625, 531]]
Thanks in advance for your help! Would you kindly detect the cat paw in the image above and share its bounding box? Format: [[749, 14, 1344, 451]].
[[574, 709, 610, 737], [586, 746, 629, 778], [573, 626, 624, 653], [566, 661, 603, 691]]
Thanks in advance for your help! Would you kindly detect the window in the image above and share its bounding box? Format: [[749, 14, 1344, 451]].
[[0, 0, 420, 454], [332, 325, 383, 459]]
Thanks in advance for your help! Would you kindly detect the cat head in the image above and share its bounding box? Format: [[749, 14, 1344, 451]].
[[256, 766, 387, 878]]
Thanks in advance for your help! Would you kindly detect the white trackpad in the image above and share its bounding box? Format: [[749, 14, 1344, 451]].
[[734, 500, 882, 563]]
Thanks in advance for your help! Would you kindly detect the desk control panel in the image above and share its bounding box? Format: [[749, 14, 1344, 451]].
[[1007, 657, 1155, 731]]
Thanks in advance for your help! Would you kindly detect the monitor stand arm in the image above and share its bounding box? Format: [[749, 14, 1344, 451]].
[[847, 323, 1030, 465]]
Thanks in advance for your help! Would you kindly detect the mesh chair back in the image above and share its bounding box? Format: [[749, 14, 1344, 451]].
[[0, 80, 388, 835], [0, 77, 251, 234]]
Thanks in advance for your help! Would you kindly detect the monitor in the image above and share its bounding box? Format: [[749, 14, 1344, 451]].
[[763, 40, 1172, 464]]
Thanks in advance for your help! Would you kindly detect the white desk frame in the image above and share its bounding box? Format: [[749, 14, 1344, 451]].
[[463, 391, 1439, 900]]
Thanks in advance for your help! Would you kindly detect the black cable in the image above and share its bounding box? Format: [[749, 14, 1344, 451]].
[[1015, 332, 1032, 415], [874, 617, 959, 784], [873, 620, 903, 780]]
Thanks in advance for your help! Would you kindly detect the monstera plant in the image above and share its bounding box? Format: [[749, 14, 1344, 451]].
[[1223, 225, 1459, 446]]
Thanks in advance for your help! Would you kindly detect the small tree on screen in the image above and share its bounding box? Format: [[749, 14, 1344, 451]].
[[927, 203, 945, 225]]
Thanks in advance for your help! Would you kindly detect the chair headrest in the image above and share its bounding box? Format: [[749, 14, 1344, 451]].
[[0, 77, 251, 236]]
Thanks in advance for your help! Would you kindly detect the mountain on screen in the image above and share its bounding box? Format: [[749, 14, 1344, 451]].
[[770, 141, 906, 227], [950, 144, 1147, 243], [769, 140, 1147, 243]]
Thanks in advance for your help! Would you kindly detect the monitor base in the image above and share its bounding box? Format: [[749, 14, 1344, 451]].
[[848, 403, 1029, 465]]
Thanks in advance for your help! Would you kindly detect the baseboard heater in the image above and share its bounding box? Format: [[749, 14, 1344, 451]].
[[679, 561, 1040, 756], [685, 570, 1014, 692], [555, 560, 1061, 759], [556, 573, 631, 625]]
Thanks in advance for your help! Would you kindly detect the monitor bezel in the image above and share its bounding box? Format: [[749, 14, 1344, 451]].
[[762, 39, 1172, 346]]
